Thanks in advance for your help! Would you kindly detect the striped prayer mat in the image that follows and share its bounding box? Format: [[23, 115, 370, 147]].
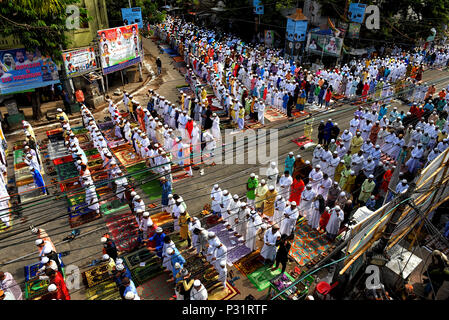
[[208, 281, 240, 300], [105, 212, 139, 252], [289, 220, 331, 267], [207, 223, 251, 265]]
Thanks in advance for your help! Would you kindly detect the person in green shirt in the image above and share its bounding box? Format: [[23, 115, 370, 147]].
[[246, 173, 258, 207], [358, 175, 376, 204]]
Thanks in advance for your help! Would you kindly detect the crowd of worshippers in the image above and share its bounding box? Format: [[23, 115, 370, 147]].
[[155, 16, 449, 128]]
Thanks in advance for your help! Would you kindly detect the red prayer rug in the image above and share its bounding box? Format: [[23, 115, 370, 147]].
[[291, 136, 314, 148], [105, 212, 139, 252]]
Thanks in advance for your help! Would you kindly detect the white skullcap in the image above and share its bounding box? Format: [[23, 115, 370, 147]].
[[101, 237, 108, 243], [233, 194, 239, 199], [368, 174, 374, 179], [166, 247, 174, 255], [291, 201, 297, 206], [156, 227, 163, 233], [48, 284, 57, 292], [271, 161, 276, 166], [135, 209, 143, 214], [289, 152, 294, 155], [174, 262, 181, 269], [315, 165, 321, 169], [220, 260, 226, 267], [125, 291, 135, 300], [143, 211, 150, 217], [334, 205, 341, 211], [261, 179, 266, 184], [208, 231, 216, 238], [57, 108, 62, 112], [102, 254, 110, 260], [340, 192, 346, 196], [194, 279, 201, 287], [223, 190, 229, 195], [116, 264, 125, 271], [35, 239, 43, 246], [214, 184, 219, 188], [269, 185, 275, 190], [250, 173, 255, 177], [41, 257, 49, 264], [131, 191, 137, 197], [240, 202, 247, 207], [402, 179, 407, 183]]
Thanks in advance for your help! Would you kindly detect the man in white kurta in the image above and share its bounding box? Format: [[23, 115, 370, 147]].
[[260, 225, 281, 262], [309, 165, 323, 193], [299, 184, 315, 219], [190, 279, 208, 300], [326, 206, 344, 240], [280, 202, 299, 237], [210, 184, 223, 215], [0, 272, 22, 300], [217, 260, 227, 289], [245, 210, 262, 251], [279, 171, 293, 201], [85, 181, 100, 213], [220, 190, 232, 223]]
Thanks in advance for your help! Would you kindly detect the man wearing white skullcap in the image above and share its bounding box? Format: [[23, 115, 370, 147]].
[[261, 224, 281, 263], [125, 291, 141, 300], [255, 179, 268, 210], [266, 161, 279, 187], [326, 206, 344, 241], [218, 260, 228, 289], [280, 201, 299, 236], [190, 279, 208, 300], [358, 174, 376, 204], [210, 184, 223, 215]]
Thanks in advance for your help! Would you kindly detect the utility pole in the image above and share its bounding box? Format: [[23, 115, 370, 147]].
[[372, 182, 416, 256]]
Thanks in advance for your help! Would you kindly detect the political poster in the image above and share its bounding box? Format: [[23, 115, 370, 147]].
[[347, 23, 361, 39], [264, 30, 274, 47], [286, 19, 296, 41], [348, 3, 367, 24], [294, 20, 308, 42], [97, 24, 141, 75], [62, 47, 97, 78], [0, 48, 60, 95], [306, 33, 343, 57], [121, 7, 143, 29]]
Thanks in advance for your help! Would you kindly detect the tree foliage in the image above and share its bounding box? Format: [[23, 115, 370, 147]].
[[0, 0, 89, 62]]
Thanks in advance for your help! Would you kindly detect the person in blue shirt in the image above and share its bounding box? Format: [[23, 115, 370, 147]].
[[284, 152, 295, 176], [160, 176, 172, 211], [29, 166, 48, 195], [122, 277, 139, 300], [323, 119, 334, 146], [282, 91, 289, 113], [167, 247, 186, 283], [148, 227, 166, 258], [378, 104, 388, 120], [113, 263, 132, 298], [365, 195, 377, 211]]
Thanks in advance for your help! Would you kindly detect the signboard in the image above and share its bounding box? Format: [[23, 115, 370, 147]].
[[294, 20, 308, 42], [253, 0, 264, 14], [0, 48, 60, 95], [348, 3, 367, 24], [306, 33, 343, 57], [97, 24, 141, 75], [347, 23, 361, 39], [121, 7, 143, 29], [62, 47, 97, 78], [286, 19, 296, 41], [264, 30, 274, 47]]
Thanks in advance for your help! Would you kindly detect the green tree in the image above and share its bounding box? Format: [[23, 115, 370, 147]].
[[0, 0, 89, 62]]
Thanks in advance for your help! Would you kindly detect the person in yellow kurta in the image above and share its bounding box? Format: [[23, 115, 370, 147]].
[[349, 132, 364, 154], [255, 179, 268, 210], [263, 185, 277, 218], [56, 108, 69, 122], [180, 94, 185, 111], [201, 87, 208, 107], [179, 210, 191, 248]]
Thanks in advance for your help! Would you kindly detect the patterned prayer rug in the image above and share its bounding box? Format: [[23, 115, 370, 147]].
[[291, 136, 314, 148], [105, 212, 139, 252], [247, 266, 295, 291], [150, 211, 173, 227], [208, 281, 240, 300], [264, 108, 286, 122], [289, 220, 331, 267], [172, 56, 184, 63], [85, 280, 121, 300], [233, 249, 264, 276], [137, 272, 174, 300], [207, 223, 251, 265]]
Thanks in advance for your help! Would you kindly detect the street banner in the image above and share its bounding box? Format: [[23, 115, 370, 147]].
[[286, 19, 296, 41], [121, 7, 143, 29], [0, 48, 60, 95], [97, 24, 141, 75], [264, 30, 274, 47], [62, 47, 97, 78], [347, 23, 361, 39], [306, 33, 343, 57], [348, 3, 367, 24], [294, 20, 308, 42]]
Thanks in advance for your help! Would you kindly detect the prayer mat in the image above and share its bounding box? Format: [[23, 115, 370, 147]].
[[105, 212, 139, 252], [171, 170, 191, 184], [140, 179, 163, 201], [137, 272, 174, 300], [207, 223, 252, 265], [100, 198, 129, 216], [98, 121, 115, 130], [122, 247, 157, 270], [264, 108, 287, 122], [24, 254, 65, 281], [172, 56, 184, 63], [292, 110, 310, 118], [130, 262, 164, 286], [163, 48, 179, 56], [204, 214, 220, 229], [233, 249, 264, 276], [85, 279, 121, 300], [150, 211, 173, 227], [68, 209, 102, 228], [289, 220, 331, 267], [112, 144, 142, 167], [82, 263, 112, 288], [71, 126, 88, 135], [291, 136, 314, 148], [0, 218, 12, 233], [24, 278, 50, 300], [247, 266, 294, 291], [52, 155, 73, 166], [208, 281, 240, 300], [244, 121, 264, 130]]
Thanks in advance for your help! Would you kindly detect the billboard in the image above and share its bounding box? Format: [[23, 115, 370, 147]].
[[62, 47, 97, 78], [121, 7, 143, 29], [347, 23, 361, 39], [306, 33, 343, 57], [286, 19, 296, 41], [0, 48, 60, 95], [294, 20, 308, 42], [348, 3, 367, 24], [97, 24, 141, 75], [264, 30, 274, 47]]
